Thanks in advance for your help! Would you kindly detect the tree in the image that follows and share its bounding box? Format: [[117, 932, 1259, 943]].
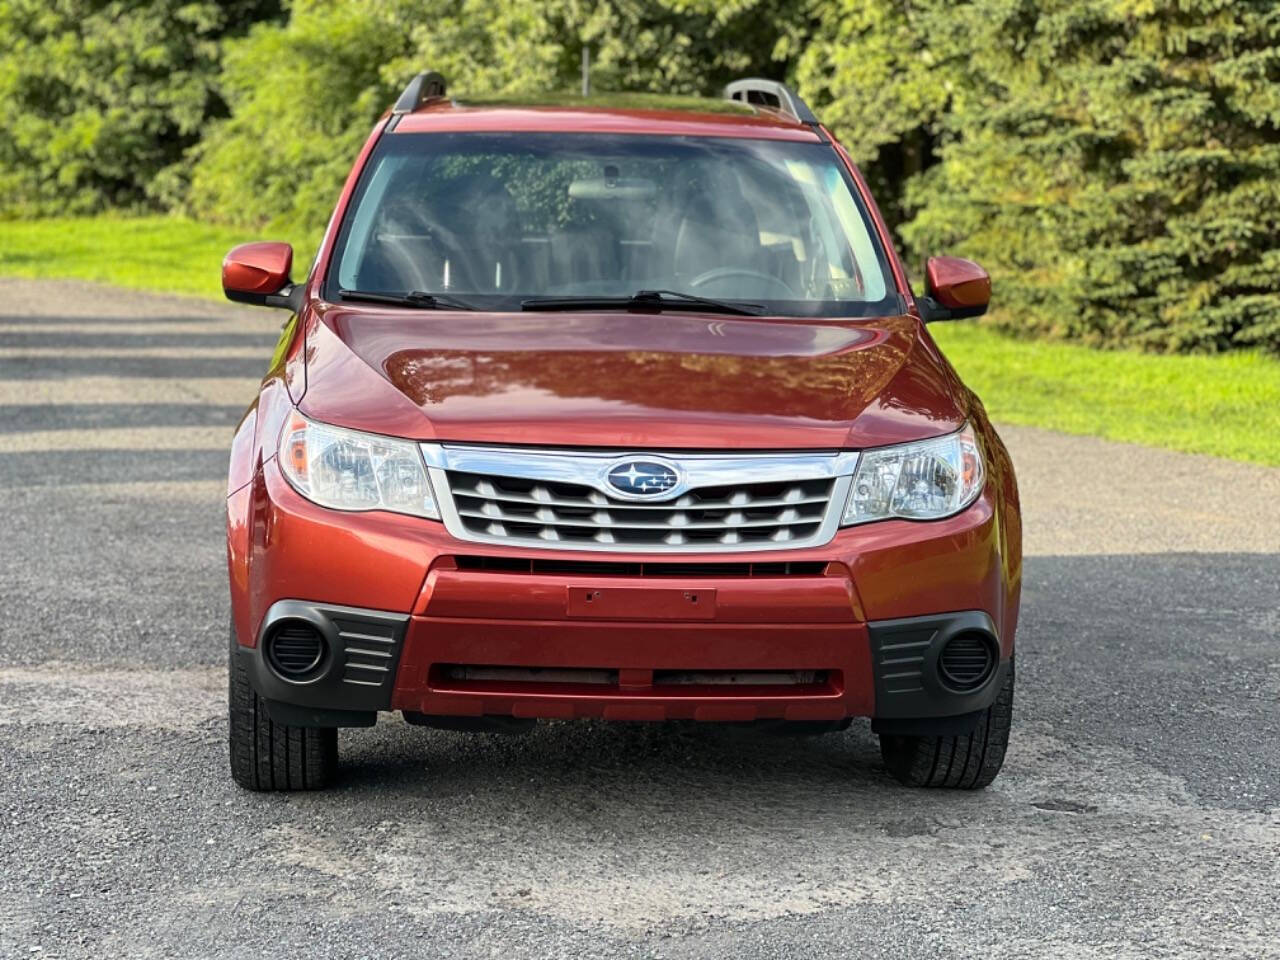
[[188, 0, 802, 236], [0, 0, 282, 215], [899, 0, 1280, 352], [793, 0, 949, 230], [186, 0, 414, 238]]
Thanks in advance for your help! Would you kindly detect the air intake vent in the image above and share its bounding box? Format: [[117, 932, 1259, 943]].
[[938, 633, 995, 691], [452, 556, 828, 578], [266, 623, 325, 678]]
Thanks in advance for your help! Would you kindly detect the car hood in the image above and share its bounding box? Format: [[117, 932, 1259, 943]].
[[297, 306, 967, 449]]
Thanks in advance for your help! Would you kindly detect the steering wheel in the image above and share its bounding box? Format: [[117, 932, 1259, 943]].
[[688, 267, 797, 299]]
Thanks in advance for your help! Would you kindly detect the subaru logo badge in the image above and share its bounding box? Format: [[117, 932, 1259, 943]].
[[605, 459, 681, 499]]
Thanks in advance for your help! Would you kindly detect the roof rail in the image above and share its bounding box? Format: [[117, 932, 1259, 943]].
[[724, 78, 819, 127], [393, 71, 448, 115]]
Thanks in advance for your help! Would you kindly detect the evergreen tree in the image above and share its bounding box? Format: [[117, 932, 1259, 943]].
[[900, 0, 1280, 353]]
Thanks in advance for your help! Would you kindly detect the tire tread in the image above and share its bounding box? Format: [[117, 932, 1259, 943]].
[[880, 659, 1014, 790], [228, 628, 337, 791]]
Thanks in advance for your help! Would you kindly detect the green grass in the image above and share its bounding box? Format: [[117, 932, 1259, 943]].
[[2, 216, 1277, 466], [0, 215, 312, 300], [932, 324, 1280, 466]]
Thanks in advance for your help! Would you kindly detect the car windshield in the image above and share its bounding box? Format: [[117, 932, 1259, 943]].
[[327, 132, 900, 317]]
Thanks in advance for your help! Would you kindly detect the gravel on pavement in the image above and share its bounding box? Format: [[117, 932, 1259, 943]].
[[1, 278, 1277, 959]]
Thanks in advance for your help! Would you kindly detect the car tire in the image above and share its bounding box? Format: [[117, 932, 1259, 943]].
[[228, 627, 337, 791], [879, 657, 1014, 789]]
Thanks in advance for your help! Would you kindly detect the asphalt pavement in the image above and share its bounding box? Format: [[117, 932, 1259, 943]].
[[1, 277, 1277, 959]]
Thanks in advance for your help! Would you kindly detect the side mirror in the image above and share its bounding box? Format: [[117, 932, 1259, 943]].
[[222, 242, 303, 311], [918, 256, 990, 323]]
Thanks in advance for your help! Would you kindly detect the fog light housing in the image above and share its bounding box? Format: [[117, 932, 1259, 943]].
[[937, 631, 996, 692], [265, 622, 326, 680]]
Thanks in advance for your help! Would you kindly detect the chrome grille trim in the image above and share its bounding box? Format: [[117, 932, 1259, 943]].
[[421, 444, 859, 553]]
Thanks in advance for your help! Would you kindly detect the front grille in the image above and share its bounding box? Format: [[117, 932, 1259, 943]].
[[442, 665, 617, 685], [443, 471, 836, 549], [653, 670, 825, 686], [452, 556, 829, 577], [436, 665, 831, 689]]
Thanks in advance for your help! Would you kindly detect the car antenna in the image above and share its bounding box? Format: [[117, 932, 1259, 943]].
[[582, 47, 590, 97]]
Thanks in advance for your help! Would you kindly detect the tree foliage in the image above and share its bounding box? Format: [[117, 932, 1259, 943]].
[[0, 0, 282, 216], [188, 0, 799, 236], [795, 0, 1280, 353], [899, 0, 1280, 352], [793, 0, 948, 227], [4, 0, 1278, 351], [186, 0, 413, 238]]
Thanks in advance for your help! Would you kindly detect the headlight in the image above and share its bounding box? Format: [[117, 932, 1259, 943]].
[[842, 423, 984, 525], [278, 411, 439, 520]]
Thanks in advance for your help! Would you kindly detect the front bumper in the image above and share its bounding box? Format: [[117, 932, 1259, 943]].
[[242, 599, 1008, 730], [231, 460, 1017, 728]]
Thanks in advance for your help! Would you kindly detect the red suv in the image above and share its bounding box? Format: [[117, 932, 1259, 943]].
[[222, 74, 1020, 791]]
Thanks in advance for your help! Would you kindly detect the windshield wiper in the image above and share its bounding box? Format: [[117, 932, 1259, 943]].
[[521, 289, 763, 317], [339, 289, 477, 311]]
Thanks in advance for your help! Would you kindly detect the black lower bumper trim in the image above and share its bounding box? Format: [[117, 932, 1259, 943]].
[[869, 610, 1007, 721], [872, 708, 985, 737], [238, 600, 410, 726], [264, 700, 377, 729]]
